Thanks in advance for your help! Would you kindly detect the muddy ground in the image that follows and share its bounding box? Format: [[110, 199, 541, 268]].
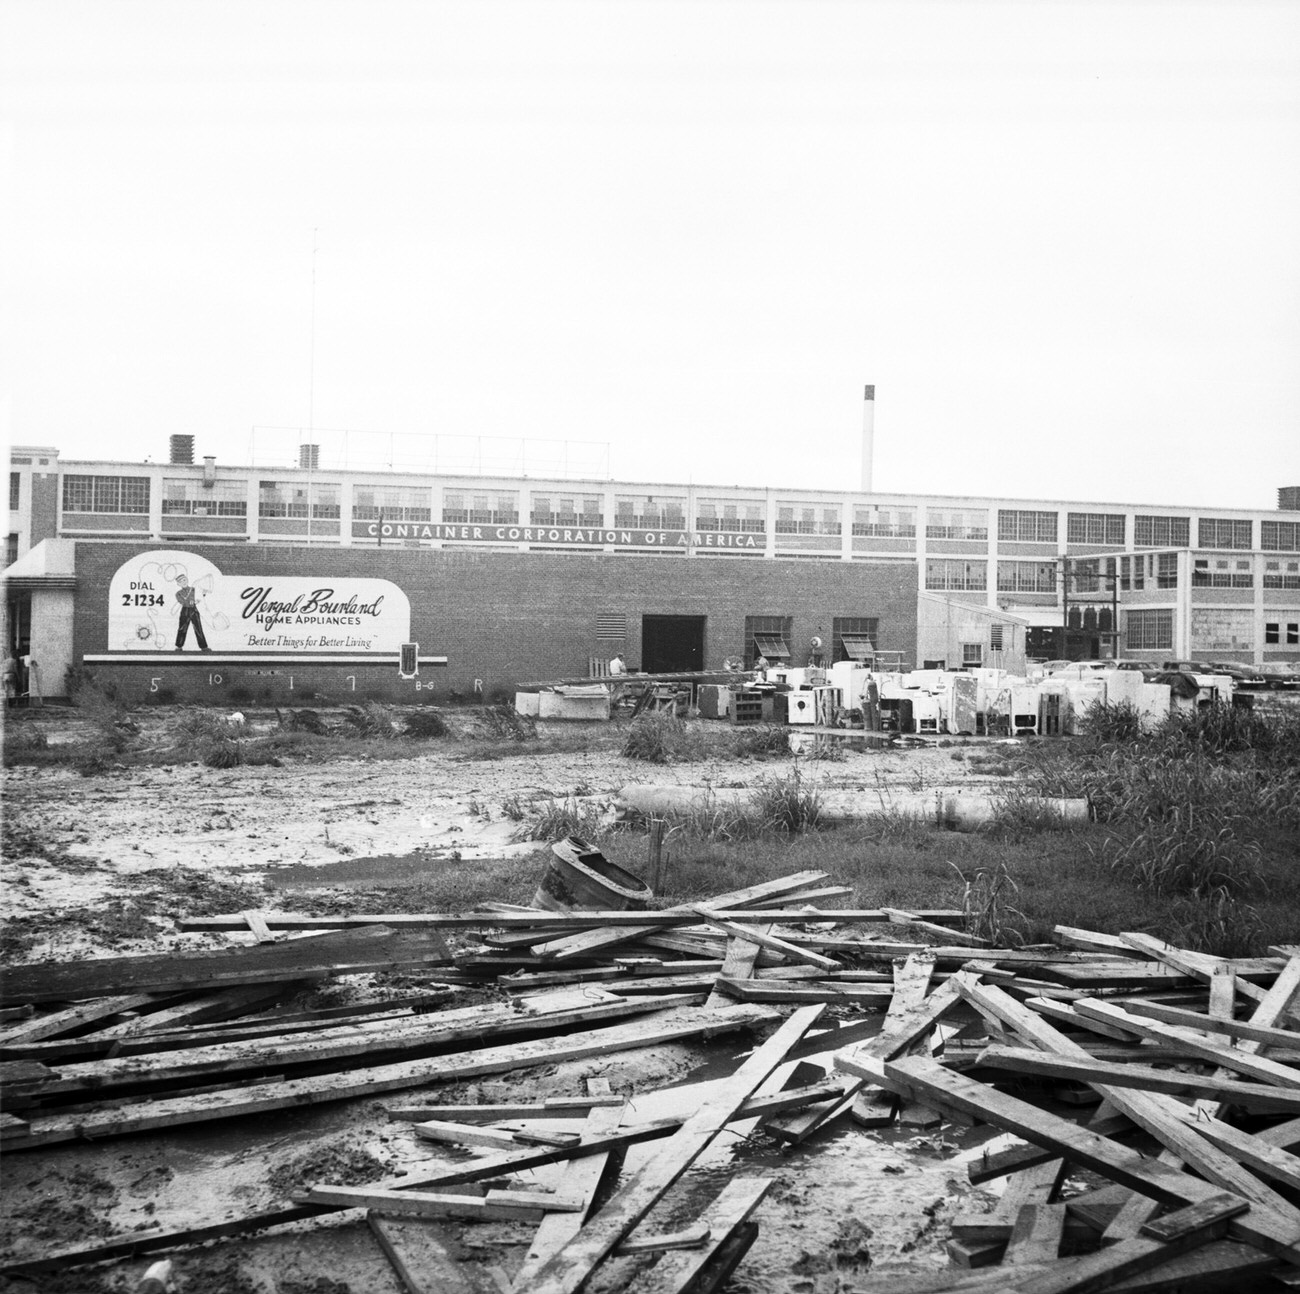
[[0, 708, 1035, 1293]]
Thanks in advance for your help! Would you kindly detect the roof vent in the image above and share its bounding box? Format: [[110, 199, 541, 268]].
[[299, 444, 320, 470], [169, 434, 194, 465]]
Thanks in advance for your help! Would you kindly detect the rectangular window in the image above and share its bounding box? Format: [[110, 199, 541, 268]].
[[614, 494, 686, 529], [745, 615, 792, 666], [8, 472, 19, 510], [1261, 520, 1300, 552], [1263, 560, 1300, 590], [259, 480, 336, 519], [530, 494, 603, 527], [777, 502, 843, 536], [697, 497, 765, 533], [997, 509, 1058, 543], [996, 560, 1058, 593], [925, 508, 988, 541], [1156, 552, 1178, 588], [1134, 515, 1190, 547], [1290, 623, 1300, 646], [1126, 609, 1174, 653], [353, 485, 433, 522], [925, 559, 987, 591], [1067, 512, 1126, 546], [442, 490, 517, 525], [1197, 518, 1253, 549], [162, 478, 248, 517], [850, 505, 913, 538], [1266, 623, 1280, 644], [5, 533, 17, 568], [832, 616, 879, 662], [961, 642, 983, 666], [61, 474, 150, 514]]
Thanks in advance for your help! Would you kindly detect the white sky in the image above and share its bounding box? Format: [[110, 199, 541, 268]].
[[3, 0, 1298, 509]]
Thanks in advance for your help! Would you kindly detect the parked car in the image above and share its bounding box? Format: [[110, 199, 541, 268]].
[[1116, 660, 1161, 679], [1207, 662, 1268, 688], [1256, 662, 1300, 689], [1161, 661, 1217, 674]]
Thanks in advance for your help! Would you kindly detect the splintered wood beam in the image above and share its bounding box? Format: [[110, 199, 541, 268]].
[[624, 1178, 773, 1294], [303, 1185, 583, 1221], [1177, 1114, 1300, 1192], [1072, 1000, 1300, 1089], [1118, 1000, 1300, 1051], [528, 871, 832, 960], [523, 1005, 826, 1294], [3, 1002, 776, 1151], [971, 1045, 1300, 1115], [686, 910, 840, 971], [951, 976, 1300, 1222], [841, 1052, 1300, 1266]]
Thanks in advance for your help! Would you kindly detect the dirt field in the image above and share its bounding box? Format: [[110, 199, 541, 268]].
[[0, 709, 1033, 1293]]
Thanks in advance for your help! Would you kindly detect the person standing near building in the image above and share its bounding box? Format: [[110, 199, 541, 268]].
[[2, 652, 17, 706], [607, 652, 627, 705], [174, 573, 211, 652]]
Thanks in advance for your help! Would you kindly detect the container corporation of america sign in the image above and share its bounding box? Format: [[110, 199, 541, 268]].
[[356, 522, 765, 550]]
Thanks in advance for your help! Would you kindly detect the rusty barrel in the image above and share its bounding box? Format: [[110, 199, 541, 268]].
[[532, 835, 653, 912]]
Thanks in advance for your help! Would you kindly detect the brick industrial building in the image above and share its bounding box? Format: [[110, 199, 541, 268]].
[[4, 411, 1299, 703]]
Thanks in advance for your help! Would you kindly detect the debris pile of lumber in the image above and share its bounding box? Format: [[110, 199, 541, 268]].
[[3, 875, 1299, 1293]]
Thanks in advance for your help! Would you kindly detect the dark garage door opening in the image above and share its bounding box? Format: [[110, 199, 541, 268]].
[[641, 615, 705, 674]]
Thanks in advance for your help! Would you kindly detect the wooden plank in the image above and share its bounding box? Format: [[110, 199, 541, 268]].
[[767, 972, 964, 1145], [1177, 1114, 1300, 1191], [1141, 1193, 1250, 1241], [2, 1001, 775, 1150], [1072, 1000, 1300, 1088], [22, 993, 685, 1100], [387, 1097, 624, 1123], [242, 910, 276, 942], [853, 953, 936, 1128], [1118, 999, 1300, 1051], [513, 1100, 626, 1287], [952, 1159, 1063, 1241], [528, 871, 833, 960], [626, 1177, 772, 1294], [687, 909, 840, 971], [715, 979, 892, 1004], [305, 1185, 576, 1221], [953, 976, 1300, 1221], [367, 1214, 487, 1294], [1002, 1200, 1239, 1294], [972, 1045, 1300, 1114], [86, 981, 305, 1039], [705, 930, 767, 1010], [180, 902, 972, 933], [844, 1051, 1300, 1264], [523, 1005, 826, 1294], [1003, 1202, 1066, 1266], [0, 993, 180, 1044], [881, 908, 990, 946], [0, 926, 452, 1006], [614, 1223, 711, 1256]]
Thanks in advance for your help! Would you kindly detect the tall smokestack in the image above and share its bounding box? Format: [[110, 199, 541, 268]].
[[860, 385, 875, 493]]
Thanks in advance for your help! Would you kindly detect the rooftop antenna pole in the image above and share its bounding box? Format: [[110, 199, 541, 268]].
[[307, 228, 318, 544]]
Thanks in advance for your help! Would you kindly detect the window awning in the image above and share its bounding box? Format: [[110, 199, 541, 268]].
[[754, 634, 791, 660], [839, 634, 876, 660]]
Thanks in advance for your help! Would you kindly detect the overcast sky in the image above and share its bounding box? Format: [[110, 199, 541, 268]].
[[3, 0, 1298, 510]]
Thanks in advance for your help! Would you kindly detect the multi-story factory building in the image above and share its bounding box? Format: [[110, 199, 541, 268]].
[[5, 428, 1299, 704]]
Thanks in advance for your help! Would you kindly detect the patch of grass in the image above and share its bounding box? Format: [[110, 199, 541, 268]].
[[403, 710, 449, 739], [512, 796, 608, 843], [750, 767, 824, 833], [950, 858, 1026, 946]]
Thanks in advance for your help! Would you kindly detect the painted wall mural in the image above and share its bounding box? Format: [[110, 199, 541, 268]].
[[107, 550, 412, 654]]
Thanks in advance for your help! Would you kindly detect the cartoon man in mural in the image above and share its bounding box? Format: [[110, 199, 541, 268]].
[[174, 573, 211, 652]]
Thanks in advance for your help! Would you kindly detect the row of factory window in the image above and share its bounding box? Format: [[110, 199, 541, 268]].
[[55, 475, 1300, 553], [1127, 614, 1300, 654]]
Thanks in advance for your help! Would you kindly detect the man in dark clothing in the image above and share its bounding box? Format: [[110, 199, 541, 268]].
[[174, 574, 211, 651]]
